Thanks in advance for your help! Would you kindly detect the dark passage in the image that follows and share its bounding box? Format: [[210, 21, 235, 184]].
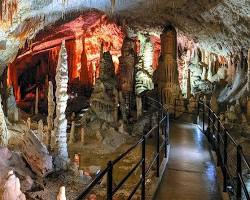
[[155, 123, 222, 200]]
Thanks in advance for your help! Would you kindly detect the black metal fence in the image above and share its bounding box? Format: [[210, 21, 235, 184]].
[[174, 98, 250, 200], [76, 97, 170, 200]]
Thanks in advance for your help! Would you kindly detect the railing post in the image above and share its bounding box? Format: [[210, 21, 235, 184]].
[[164, 116, 168, 158], [141, 136, 146, 200], [223, 130, 228, 192], [107, 161, 113, 200], [237, 145, 242, 200], [197, 101, 200, 121], [216, 118, 221, 167], [207, 107, 211, 141], [156, 115, 160, 178]]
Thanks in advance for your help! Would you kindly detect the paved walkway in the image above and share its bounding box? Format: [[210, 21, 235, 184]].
[[155, 123, 222, 200]]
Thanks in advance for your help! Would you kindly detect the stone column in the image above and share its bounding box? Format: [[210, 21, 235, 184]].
[[53, 41, 69, 170]]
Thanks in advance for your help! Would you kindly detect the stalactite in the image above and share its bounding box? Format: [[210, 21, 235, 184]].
[[0, 0, 18, 24]]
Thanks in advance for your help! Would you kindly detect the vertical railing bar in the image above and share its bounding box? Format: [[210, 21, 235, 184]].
[[237, 145, 242, 200], [217, 118, 221, 167], [141, 135, 146, 200], [107, 161, 113, 200], [223, 129, 228, 192], [156, 112, 160, 178]]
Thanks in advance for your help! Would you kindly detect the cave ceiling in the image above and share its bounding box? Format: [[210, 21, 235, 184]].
[[0, 0, 249, 72]]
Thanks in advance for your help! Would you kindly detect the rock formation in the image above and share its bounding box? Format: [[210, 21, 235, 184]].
[[154, 25, 180, 108], [22, 130, 53, 177], [57, 186, 66, 200], [135, 35, 154, 95], [69, 121, 75, 144], [1, 171, 26, 200], [0, 96, 9, 147], [47, 81, 55, 132], [53, 41, 69, 169], [6, 86, 18, 122], [90, 52, 119, 123]]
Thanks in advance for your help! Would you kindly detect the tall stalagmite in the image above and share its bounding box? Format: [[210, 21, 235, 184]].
[[154, 25, 180, 107], [47, 81, 55, 132], [53, 41, 69, 169], [0, 96, 9, 146]]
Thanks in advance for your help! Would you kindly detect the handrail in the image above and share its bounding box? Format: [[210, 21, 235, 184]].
[[173, 97, 250, 200], [198, 99, 250, 200], [76, 96, 169, 200]]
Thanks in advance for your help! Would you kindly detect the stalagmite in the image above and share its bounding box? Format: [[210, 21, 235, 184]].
[[35, 87, 39, 115], [136, 96, 142, 119], [69, 121, 75, 144], [154, 25, 180, 108], [37, 120, 44, 140], [0, 96, 9, 147], [186, 69, 191, 98], [80, 127, 85, 144], [53, 41, 69, 169], [26, 118, 31, 130], [2, 171, 26, 200], [47, 81, 55, 132], [57, 186, 66, 200]]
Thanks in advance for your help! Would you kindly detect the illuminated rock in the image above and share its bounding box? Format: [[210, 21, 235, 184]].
[[57, 186, 66, 200], [53, 41, 69, 170], [69, 121, 75, 144], [154, 25, 180, 109], [47, 81, 55, 132], [135, 35, 154, 95], [210, 95, 218, 114], [0, 96, 9, 147], [22, 130, 53, 177], [2, 171, 26, 200], [90, 52, 118, 123], [6, 86, 18, 122]]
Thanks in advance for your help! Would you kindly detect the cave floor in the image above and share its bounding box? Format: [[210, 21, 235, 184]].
[[155, 122, 222, 200]]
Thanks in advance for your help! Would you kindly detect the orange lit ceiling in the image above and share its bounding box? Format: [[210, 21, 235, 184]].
[[16, 11, 124, 72]]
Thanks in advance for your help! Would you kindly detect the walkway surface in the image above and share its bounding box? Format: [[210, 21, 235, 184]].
[[155, 122, 222, 200]]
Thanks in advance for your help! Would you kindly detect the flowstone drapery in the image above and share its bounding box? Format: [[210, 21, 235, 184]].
[[53, 41, 69, 169]]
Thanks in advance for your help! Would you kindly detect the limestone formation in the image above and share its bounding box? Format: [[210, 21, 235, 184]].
[[247, 49, 250, 92], [47, 81, 55, 132], [1, 171, 26, 200], [57, 186, 66, 200], [118, 37, 136, 92], [22, 130, 53, 177], [69, 121, 75, 144], [90, 52, 118, 123], [135, 36, 154, 95], [37, 119, 44, 141], [6, 86, 18, 122], [154, 25, 180, 107], [0, 96, 9, 147], [80, 127, 85, 144], [210, 95, 218, 114], [53, 41, 69, 169], [136, 96, 142, 119], [26, 118, 31, 130]]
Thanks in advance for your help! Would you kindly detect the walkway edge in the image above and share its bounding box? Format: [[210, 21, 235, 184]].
[[151, 144, 170, 200]]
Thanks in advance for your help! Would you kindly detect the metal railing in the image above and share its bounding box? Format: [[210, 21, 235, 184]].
[[175, 98, 250, 200], [76, 97, 169, 200]]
